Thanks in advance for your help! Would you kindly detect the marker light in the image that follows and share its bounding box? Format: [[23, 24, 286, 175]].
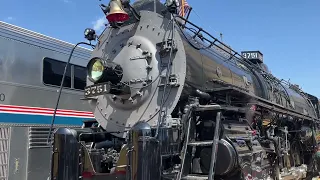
[[82, 171, 93, 178]]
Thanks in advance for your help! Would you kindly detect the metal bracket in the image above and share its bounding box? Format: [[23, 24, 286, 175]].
[[164, 115, 181, 128], [156, 39, 178, 59], [158, 74, 180, 88]]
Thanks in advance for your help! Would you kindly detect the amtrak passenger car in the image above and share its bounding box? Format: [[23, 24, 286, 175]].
[[0, 21, 94, 180]]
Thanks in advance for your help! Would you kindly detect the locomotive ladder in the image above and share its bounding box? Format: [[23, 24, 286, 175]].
[[177, 104, 222, 180]]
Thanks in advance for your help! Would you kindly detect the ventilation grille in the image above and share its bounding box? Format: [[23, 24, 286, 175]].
[[28, 127, 54, 149], [0, 127, 10, 180]]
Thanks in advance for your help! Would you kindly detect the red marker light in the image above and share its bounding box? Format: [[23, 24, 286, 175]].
[[250, 105, 256, 111], [115, 170, 126, 175], [252, 130, 257, 136], [82, 171, 94, 178], [106, 13, 129, 23]]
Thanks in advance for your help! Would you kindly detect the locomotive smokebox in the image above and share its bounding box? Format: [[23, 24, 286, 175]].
[[85, 8, 187, 138]]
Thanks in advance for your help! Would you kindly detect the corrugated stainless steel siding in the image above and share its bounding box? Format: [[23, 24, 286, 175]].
[[0, 127, 10, 180]]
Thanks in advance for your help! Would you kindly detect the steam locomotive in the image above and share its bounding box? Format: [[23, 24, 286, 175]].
[[50, 0, 320, 180]]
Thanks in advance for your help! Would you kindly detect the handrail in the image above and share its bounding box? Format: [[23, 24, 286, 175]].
[[173, 14, 313, 103]]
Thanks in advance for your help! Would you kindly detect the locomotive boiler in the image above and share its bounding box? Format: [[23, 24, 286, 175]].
[[50, 0, 320, 180]]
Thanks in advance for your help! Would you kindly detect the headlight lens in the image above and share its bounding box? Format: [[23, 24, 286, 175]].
[[87, 58, 104, 82]]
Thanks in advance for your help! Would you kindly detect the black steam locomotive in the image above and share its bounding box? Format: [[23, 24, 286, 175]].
[[50, 0, 320, 180]]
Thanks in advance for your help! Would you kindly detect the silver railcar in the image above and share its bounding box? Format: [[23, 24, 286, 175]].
[[0, 21, 94, 180]]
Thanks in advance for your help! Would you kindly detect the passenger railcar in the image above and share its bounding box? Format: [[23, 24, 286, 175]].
[[0, 21, 94, 180]]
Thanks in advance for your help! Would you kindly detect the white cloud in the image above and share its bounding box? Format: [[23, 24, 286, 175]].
[[6, 17, 15, 21], [92, 16, 107, 33], [63, 0, 71, 3]]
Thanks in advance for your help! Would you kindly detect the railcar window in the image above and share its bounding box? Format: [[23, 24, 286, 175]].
[[74, 65, 87, 90], [43, 57, 72, 88]]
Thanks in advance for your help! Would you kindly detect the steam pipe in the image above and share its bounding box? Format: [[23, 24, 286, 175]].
[[46, 41, 95, 144]]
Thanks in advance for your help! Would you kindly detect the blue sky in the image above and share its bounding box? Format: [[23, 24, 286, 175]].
[[1, 0, 320, 97]]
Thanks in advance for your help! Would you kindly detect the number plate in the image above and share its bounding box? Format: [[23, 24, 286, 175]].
[[84, 82, 111, 98], [240, 51, 263, 63]]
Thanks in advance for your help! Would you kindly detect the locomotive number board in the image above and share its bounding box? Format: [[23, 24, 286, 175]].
[[241, 51, 263, 62], [84, 82, 111, 98]]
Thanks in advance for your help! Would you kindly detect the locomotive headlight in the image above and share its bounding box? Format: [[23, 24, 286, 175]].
[[87, 57, 104, 83], [87, 57, 124, 84]]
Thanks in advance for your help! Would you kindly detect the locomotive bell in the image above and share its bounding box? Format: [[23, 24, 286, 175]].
[[106, 0, 129, 23]]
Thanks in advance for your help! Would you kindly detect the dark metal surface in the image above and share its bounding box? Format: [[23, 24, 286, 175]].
[[177, 26, 318, 120], [155, 127, 181, 155], [51, 128, 81, 180], [127, 121, 161, 180], [88, 149, 104, 173], [195, 121, 271, 179], [223, 121, 270, 179], [199, 139, 237, 176]]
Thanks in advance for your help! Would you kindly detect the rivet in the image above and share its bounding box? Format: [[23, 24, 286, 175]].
[[158, 32, 160, 36], [128, 97, 134, 103], [104, 113, 107, 117], [147, 25, 149, 28], [137, 91, 142, 97], [122, 123, 125, 125], [152, 27, 155, 31], [110, 118, 113, 121], [140, 26, 142, 30], [142, 51, 149, 55]]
